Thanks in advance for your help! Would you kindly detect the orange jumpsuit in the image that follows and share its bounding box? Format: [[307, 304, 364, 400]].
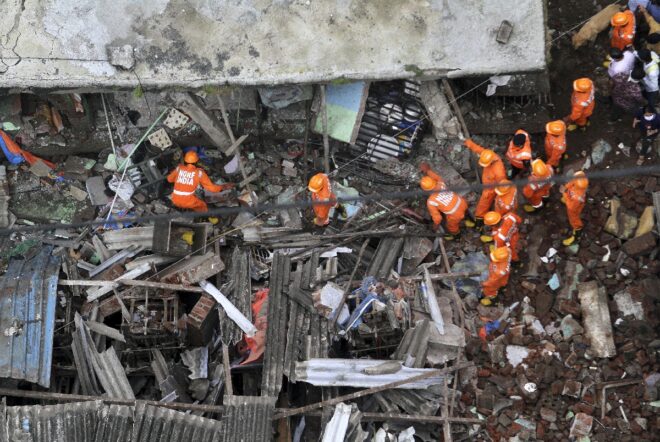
[[311, 174, 337, 226], [492, 213, 522, 261], [494, 187, 519, 215], [611, 10, 635, 51], [506, 129, 533, 170], [482, 255, 511, 298], [545, 132, 566, 168], [167, 164, 224, 212], [427, 189, 468, 234], [568, 87, 595, 127], [523, 165, 554, 208], [563, 181, 587, 231], [465, 140, 508, 218]]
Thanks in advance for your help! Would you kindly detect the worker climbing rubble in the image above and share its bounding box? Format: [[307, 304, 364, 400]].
[[308, 172, 337, 226], [505, 129, 532, 178], [610, 10, 636, 51], [523, 159, 554, 213], [482, 211, 522, 263], [561, 171, 589, 246], [493, 180, 519, 215], [462, 138, 507, 228], [166, 151, 234, 221], [564, 78, 595, 131], [419, 163, 469, 240], [544, 120, 567, 171], [480, 246, 512, 306]]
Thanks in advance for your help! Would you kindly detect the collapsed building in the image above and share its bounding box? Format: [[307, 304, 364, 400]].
[[0, 1, 658, 441]]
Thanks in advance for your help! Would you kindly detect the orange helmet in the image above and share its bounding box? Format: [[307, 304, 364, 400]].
[[546, 120, 566, 136], [184, 151, 199, 164], [573, 171, 589, 189], [490, 246, 510, 263], [479, 149, 497, 167], [308, 173, 326, 193], [611, 12, 629, 27], [531, 159, 548, 177], [484, 211, 502, 226], [420, 176, 437, 191], [495, 180, 513, 196], [573, 78, 593, 93]]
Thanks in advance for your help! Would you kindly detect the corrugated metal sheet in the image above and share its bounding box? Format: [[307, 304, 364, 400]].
[[132, 402, 222, 442], [260, 253, 290, 398], [219, 247, 251, 345], [0, 246, 60, 388], [5, 400, 103, 442], [367, 237, 404, 279], [1, 401, 227, 442], [220, 396, 275, 442]]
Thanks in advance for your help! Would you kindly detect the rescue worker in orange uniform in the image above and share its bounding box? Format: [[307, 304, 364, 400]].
[[463, 139, 507, 226], [506, 129, 533, 178], [420, 170, 469, 240], [481, 246, 511, 306], [564, 78, 595, 132], [167, 151, 234, 218], [544, 120, 567, 171], [610, 10, 635, 51], [561, 171, 589, 246], [523, 159, 554, 213], [494, 180, 518, 215], [308, 172, 337, 226], [483, 211, 522, 262]]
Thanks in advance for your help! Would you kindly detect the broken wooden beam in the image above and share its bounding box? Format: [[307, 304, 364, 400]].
[[60, 279, 205, 293]]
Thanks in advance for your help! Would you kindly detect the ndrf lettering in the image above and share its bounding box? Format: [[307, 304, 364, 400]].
[[176, 170, 196, 185]]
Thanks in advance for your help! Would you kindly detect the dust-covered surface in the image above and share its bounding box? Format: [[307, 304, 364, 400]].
[[0, 0, 546, 89]]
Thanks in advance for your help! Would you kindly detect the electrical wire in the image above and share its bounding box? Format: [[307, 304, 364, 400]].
[[2, 163, 658, 236]]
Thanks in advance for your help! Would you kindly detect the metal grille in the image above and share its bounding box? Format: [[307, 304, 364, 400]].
[[354, 80, 426, 162]]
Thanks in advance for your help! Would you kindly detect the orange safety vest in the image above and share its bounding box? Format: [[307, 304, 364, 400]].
[[167, 164, 222, 195], [494, 213, 522, 244], [506, 129, 533, 169], [495, 187, 518, 215], [545, 133, 566, 167]]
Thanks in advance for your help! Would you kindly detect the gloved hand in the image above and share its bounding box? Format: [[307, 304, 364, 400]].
[[419, 162, 431, 174]]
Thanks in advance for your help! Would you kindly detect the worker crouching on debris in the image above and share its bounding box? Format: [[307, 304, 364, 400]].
[[483, 211, 522, 262], [308, 172, 337, 226], [506, 129, 532, 178], [523, 159, 553, 213], [419, 165, 469, 240], [564, 78, 595, 131], [463, 139, 507, 227], [544, 120, 567, 171], [481, 246, 511, 306], [494, 180, 518, 215], [167, 151, 234, 220], [561, 171, 589, 246], [610, 10, 636, 51]]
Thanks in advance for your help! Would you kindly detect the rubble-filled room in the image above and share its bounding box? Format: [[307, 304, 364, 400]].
[[0, 1, 658, 441]]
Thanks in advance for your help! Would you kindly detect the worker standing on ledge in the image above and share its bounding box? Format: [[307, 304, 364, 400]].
[[482, 211, 522, 263], [463, 139, 507, 228], [419, 163, 469, 240], [308, 172, 337, 227], [493, 180, 519, 215], [564, 78, 595, 132], [506, 129, 532, 179], [561, 171, 589, 246], [544, 120, 567, 171], [610, 10, 636, 51], [523, 159, 554, 213], [167, 151, 234, 222], [480, 246, 511, 306]]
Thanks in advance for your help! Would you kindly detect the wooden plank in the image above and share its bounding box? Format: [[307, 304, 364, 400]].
[[60, 279, 205, 293]]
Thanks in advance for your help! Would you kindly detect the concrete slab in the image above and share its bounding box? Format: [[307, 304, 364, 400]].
[[0, 0, 546, 90]]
